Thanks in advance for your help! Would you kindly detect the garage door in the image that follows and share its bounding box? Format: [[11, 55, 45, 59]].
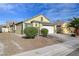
[[41, 26, 55, 34], [16, 24, 22, 34]]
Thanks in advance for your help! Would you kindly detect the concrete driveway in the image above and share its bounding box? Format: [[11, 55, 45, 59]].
[[14, 34, 79, 56], [0, 33, 59, 56]]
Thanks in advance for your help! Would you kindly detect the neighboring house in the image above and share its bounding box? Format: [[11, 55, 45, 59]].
[[55, 20, 72, 34], [61, 22, 71, 34], [54, 20, 64, 33], [10, 14, 56, 35], [61, 22, 75, 34], [0, 25, 9, 32]]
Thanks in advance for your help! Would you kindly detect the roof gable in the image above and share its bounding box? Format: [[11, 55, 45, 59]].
[[24, 14, 50, 23], [15, 14, 51, 25]]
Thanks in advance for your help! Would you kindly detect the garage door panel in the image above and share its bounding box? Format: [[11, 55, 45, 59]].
[[41, 26, 54, 34]]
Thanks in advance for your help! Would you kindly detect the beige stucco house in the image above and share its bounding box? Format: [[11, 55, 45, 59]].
[[9, 14, 56, 35], [55, 21, 72, 34], [61, 22, 71, 34]]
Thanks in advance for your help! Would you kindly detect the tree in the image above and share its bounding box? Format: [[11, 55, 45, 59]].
[[6, 20, 16, 32], [6, 20, 16, 25], [68, 17, 79, 35]]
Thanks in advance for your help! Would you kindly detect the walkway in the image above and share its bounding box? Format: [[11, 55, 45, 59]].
[[14, 34, 79, 56]]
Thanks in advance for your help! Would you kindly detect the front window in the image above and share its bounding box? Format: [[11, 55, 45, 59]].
[[27, 25, 32, 27]]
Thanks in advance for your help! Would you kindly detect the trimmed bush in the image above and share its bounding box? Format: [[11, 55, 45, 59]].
[[24, 27, 38, 38], [41, 28, 48, 37]]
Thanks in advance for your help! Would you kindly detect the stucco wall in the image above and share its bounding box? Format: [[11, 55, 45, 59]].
[[15, 23, 23, 34], [61, 23, 71, 34], [24, 15, 50, 28], [2, 28, 9, 32], [15, 15, 55, 34], [25, 15, 50, 23]]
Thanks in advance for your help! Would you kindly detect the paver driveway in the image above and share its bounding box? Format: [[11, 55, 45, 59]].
[[0, 33, 59, 56]]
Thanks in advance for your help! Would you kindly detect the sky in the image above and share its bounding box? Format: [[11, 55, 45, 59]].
[[0, 3, 79, 24]]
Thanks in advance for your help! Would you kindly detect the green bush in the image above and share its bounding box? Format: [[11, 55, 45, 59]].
[[41, 28, 48, 37], [24, 27, 38, 38]]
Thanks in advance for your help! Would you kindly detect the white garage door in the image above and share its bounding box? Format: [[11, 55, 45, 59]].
[[2, 28, 9, 32], [41, 26, 55, 34]]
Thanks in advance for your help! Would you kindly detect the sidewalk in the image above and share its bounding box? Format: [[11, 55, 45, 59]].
[[14, 34, 79, 56], [49, 34, 79, 42]]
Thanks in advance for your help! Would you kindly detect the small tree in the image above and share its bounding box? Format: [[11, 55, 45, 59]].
[[68, 17, 79, 35], [41, 28, 48, 37], [24, 27, 38, 38]]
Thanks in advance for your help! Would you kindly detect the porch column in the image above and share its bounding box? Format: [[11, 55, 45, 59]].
[[22, 22, 25, 34], [23, 23, 25, 30], [54, 25, 57, 33], [15, 25, 16, 30]]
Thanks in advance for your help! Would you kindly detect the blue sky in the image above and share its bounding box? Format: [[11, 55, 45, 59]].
[[0, 3, 79, 24]]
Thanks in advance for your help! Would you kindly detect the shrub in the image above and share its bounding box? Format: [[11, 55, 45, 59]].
[[41, 28, 48, 37], [24, 27, 38, 38]]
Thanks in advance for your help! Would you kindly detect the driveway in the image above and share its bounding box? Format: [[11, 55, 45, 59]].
[[14, 34, 79, 56], [0, 33, 59, 56]]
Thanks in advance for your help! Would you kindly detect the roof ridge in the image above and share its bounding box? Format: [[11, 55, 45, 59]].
[[15, 14, 51, 24]]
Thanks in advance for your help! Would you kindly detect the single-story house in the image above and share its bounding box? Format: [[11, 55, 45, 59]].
[[0, 25, 10, 33], [9, 14, 56, 35]]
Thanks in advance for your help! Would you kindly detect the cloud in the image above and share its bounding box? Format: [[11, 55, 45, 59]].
[[0, 4, 14, 10], [0, 4, 18, 14], [39, 4, 79, 21], [0, 3, 79, 24]]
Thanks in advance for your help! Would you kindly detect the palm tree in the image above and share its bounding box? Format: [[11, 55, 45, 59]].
[[68, 17, 79, 35]]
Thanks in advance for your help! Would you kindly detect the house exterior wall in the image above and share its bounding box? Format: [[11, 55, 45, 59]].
[[24, 15, 50, 28], [25, 15, 53, 27], [15, 23, 23, 34], [32, 23, 43, 28], [2, 28, 9, 32], [24, 15, 55, 33], [61, 23, 71, 34], [10, 26, 13, 32], [25, 15, 50, 24], [40, 25, 55, 34], [15, 15, 56, 34]]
